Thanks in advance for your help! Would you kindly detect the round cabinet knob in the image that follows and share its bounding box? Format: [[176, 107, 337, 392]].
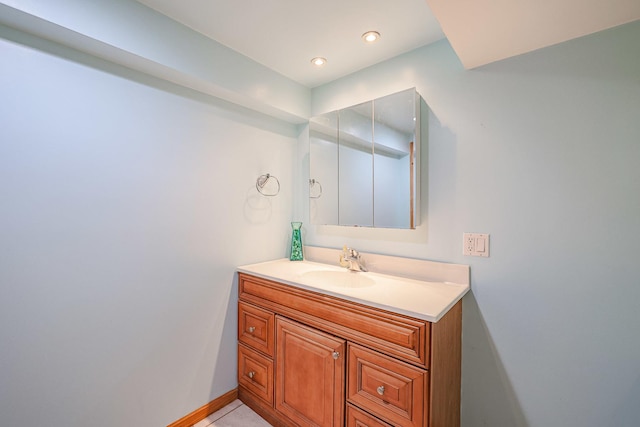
[[248, 326, 256, 333], [332, 351, 340, 360], [248, 371, 256, 379], [377, 385, 385, 396]]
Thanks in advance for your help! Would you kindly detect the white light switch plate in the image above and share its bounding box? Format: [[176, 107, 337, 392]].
[[463, 233, 490, 257]]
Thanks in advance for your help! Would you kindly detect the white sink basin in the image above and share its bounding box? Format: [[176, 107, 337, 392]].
[[300, 270, 376, 289]]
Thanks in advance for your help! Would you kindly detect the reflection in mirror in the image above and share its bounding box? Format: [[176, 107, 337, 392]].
[[309, 111, 339, 225], [373, 90, 417, 228], [339, 100, 373, 226], [309, 88, 420, 229]]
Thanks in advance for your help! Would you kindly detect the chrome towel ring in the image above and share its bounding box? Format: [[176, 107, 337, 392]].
[[256, 173, 280, 196]]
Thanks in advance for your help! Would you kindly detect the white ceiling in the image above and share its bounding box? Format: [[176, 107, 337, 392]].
[[137, 0, 640, 88], [136, 0, 445, 88]]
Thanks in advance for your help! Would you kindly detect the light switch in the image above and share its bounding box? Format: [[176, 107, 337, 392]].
[[463, 233, 490, 257]]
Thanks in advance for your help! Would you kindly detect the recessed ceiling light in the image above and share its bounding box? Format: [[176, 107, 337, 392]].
[[311, 57, 327, 67], [362, 31, 381, 43]]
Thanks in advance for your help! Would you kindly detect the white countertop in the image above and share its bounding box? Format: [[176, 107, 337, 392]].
[[238, 258, 470, 322]]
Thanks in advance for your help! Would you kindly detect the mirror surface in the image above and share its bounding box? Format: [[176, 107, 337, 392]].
[[309, 88, 420, 229]]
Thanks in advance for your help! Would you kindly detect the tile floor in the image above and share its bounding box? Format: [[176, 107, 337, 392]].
[[191, 400, 271, 427]]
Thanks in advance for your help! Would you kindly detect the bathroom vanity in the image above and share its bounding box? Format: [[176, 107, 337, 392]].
[[237, 252, 469, 427]]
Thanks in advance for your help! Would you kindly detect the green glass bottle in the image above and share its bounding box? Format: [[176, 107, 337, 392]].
[[290, 222, 303, 261]]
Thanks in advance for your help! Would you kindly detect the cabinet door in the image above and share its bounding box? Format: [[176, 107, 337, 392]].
[[275, 316, 345, 427]]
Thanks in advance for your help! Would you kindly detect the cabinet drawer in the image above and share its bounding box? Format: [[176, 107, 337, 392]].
[[347, 343, 427, 427], [347, 404, 392, 427], [238, 344, 274, 405], [239, 301, 274, 357], [239, 273, 429, 366]]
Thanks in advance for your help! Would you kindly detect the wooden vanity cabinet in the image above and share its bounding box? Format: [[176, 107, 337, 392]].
[[237, 273, 462, 427]]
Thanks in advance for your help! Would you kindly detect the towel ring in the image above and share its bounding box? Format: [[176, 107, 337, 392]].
[[256, 173, 280, 196], [309, 179, 323, 199]]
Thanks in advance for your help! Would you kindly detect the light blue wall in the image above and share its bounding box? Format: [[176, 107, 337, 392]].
[[1, 1, 639, 426], [0, 24, 299, 426], [306, 21, 640, 427]]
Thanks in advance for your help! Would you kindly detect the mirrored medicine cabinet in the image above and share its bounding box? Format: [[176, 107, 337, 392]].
[[309, 88, 422, 229]]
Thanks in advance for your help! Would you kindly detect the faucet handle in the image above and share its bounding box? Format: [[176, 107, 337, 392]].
[[339, 254, 350, 268], [339, 246, 350, 268], [344, 246, 357, 257]]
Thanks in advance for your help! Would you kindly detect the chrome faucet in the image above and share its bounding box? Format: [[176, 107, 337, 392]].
[[339, 246, 367, 272]]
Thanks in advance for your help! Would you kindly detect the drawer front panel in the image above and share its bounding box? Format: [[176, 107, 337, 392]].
[[238, 301, 274, 356], [238, 344, 274, 405], [239, 273, 429, 366], [347, 404, 392, 427], [347, 343, 427, 427]]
